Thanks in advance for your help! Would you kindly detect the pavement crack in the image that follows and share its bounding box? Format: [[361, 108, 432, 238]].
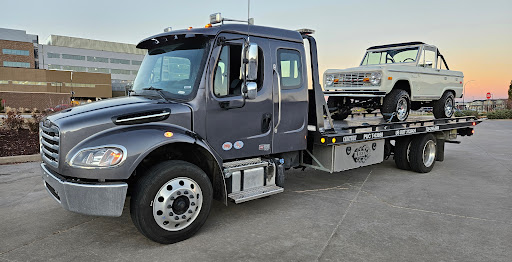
[[293, 185, 349, 193], [0, 217, 99, 256], [358, 189, 510, 224], [316, 169, 373, 261]]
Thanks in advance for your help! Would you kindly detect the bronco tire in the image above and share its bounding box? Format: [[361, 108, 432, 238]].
[[433, 91, 455, 119], [409, 134, 437, 173], [130, 160, 213, 244], [382, 89, 411, 122]]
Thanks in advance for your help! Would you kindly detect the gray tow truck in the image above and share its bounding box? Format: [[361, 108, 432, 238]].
[[39, 13, 481, 244]]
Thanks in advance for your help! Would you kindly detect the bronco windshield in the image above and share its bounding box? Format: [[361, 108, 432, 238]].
[[361, 46, 420, 66], [133, 38, 210, 101]]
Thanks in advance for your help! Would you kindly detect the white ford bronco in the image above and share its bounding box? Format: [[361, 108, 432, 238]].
[[324, 42, 463, 121]]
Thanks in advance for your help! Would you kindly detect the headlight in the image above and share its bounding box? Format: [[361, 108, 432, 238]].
[[325, 74, 334, 86], [71, 146, 126, 168], [370, 72, 382, 86]]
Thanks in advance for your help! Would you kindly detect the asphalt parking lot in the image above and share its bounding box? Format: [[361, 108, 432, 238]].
[[0, 120, 511, 262]]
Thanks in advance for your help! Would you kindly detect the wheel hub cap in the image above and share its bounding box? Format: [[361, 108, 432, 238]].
[[153, 177, 203, 231], [445, 97, 454, 117], [396, 98, 408, 121]]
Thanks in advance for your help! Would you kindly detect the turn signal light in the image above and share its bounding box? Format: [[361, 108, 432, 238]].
[[332, 138, 336, 143], [472, 122, 476, 126], [321, 138, 326, 143], [388, 77, 393, 80], [363, 78, 370, 82], [205, 24, 212, 28], [188, 27, 193, 30], [164, 132, 174, 138]]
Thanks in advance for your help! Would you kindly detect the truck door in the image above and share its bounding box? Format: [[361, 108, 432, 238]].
[[269, 40, 308, 153], [205, 34, 273, 160]]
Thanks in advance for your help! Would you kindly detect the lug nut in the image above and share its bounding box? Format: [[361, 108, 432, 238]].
[[167, 205, 172, 209], [175, 216, 179, 220], [184, 191, 188, 195], [169, 212, 173, 216], [191, 202, 195, 206], [177, 191, 181, 196], [182, 215, 186, 219], [188, 210, 192, 214], [189, 195, 194, 199], [170, 197, 175, 200]]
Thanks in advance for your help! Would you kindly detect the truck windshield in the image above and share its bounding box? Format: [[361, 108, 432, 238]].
[[133, 38, 210, 101], [361, 46, 419, 66]]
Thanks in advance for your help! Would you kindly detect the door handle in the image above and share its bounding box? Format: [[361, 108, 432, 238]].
[[273, 64, 282, 133], [261, 113, 272, 133]]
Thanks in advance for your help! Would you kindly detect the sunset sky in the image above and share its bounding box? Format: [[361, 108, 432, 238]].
[[3, 0, 511, 100]]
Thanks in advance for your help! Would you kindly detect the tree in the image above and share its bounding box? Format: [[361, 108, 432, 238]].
[[508, 80, 512, 109]]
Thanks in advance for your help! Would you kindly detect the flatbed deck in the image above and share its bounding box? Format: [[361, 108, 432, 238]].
[[311, 115, 481, 145]]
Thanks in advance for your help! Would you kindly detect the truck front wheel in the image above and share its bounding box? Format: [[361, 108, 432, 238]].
[[382, 89, 410, 122], [433, 91, 455, 119], [130, 160, 213, 244]]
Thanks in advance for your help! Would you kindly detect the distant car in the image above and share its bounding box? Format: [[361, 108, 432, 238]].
[[324, 42, 463, 121], [49, 104, 72, 112]]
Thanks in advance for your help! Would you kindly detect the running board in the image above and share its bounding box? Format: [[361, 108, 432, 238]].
[[228, 185, 284, 204]]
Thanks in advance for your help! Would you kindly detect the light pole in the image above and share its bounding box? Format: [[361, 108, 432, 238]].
[[463, 80, 475, 110]]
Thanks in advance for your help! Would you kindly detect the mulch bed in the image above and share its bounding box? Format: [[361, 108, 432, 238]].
[[0, 129, 40, 157]]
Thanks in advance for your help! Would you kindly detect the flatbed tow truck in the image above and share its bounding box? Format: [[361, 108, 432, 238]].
[[39, 13, 482, 244]]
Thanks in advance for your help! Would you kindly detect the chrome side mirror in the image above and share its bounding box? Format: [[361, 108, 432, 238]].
[[246, 43, 258, 81], [245, 82, 257, 100]]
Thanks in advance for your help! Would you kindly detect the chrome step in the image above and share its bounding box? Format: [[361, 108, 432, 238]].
[[228, 185, 284, 204], [223, 157, 270, 175]]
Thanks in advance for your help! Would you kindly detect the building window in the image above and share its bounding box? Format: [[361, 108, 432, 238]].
[[87, 56, 109, 63], [111, 69, 131, 75], [3, 61, 31, 68], [62, 54, 85, 60], [47, 53, 60, 58], [62, 65, 87, 72], [0, 80, 9, 84], [11, 81, 47, 86], [110, 58, 130, 65], [48, 64, 62, 70], [88, 67, 110, 74], [131, 70, 138, 75], [132, 60, 142, 65], [2, 49, 30, 56]]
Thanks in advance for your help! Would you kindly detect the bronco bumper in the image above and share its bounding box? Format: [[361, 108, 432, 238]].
[[41, 163, 128, 217]]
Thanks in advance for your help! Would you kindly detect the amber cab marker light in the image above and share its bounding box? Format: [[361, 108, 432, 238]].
[[164, 132, 174, 138], [188, 27, 193, 30], [388, 77, 393, 80], [205, 24, 212, 28]]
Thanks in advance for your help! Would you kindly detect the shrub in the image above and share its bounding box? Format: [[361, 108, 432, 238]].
[[487, 109, 512, 119], [27, 112, 45, 133], [455, 110, 479, 118], [3, 108, 24, 131]]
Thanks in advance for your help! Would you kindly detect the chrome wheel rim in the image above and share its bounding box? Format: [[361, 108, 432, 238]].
[[396, 97, 408, 121], [445, 97, 454, 117], [422, 140, 436, 167], [153, 177, 203, 231]]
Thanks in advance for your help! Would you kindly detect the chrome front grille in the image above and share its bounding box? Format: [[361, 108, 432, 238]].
[[40, 123, 60, 168], [329, 72, 373, 88]]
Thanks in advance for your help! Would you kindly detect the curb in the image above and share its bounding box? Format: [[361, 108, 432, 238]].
[[0, 154, 41, 165]]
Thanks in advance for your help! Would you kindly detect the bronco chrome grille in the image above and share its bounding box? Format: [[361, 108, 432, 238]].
[[328, 72, 373, 88], [40, 123, 60, 168]]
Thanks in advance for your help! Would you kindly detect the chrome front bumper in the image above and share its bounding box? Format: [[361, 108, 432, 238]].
[[41, 163, 128, 217]]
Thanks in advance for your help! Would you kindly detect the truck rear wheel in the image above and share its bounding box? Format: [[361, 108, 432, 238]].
[[130, 160, 213, 244], [394, 137, 412, 170], [409, 134, 437, 173], [433, 91, 455, 119], [382, 89, 410, 122]]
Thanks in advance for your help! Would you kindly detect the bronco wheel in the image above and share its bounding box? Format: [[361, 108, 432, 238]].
[[381, 89, 410, 122], [409, 134, 437, 173], [130, 160, 213, 244], [433, 91, 455, 119]]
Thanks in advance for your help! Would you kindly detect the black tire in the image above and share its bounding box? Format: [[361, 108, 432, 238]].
[[394, 137, 412, 170], [130, 160, 213, 244], [433, 91, 455, 119], [327, 97, 351, 120], [409, 134, 437, 173], [381, 89, 411, 122]]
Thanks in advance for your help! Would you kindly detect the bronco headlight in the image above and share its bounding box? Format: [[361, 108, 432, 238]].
[[370, 72, 382, 86], [325, 74, 334, 86], [71, 146, 126, 168]]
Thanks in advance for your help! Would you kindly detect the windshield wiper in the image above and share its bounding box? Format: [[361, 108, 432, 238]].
[[142, 87, 169, 102]]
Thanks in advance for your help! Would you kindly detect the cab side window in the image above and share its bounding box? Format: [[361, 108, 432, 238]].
[[278, 49, 302, 89], [213, 45, 242, 97]]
